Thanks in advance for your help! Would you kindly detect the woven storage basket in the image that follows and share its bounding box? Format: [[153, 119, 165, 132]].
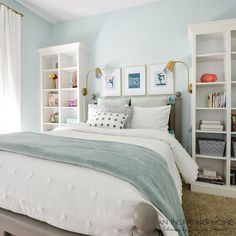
[[198, 138, 226, 157]]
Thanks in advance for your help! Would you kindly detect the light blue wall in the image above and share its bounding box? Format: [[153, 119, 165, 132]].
[[2, 0, 51, 131], [50, 0, 236, 150], [4, 0, 236, 150]]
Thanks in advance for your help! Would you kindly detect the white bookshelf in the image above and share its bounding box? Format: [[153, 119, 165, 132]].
[[39, 42, 89, 132], [189, 19, 236, 197]]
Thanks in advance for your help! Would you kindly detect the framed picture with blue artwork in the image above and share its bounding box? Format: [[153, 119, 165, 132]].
[[101, 68, 121, 97], [123, 65, 146, 96], [148, 63, 174, 95]]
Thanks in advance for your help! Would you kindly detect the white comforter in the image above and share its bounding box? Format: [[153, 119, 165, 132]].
[[0, 123, 198, 236]]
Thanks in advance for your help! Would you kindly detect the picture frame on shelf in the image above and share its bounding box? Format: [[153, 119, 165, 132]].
[[48, 92, 59, 107], [123, 65, 146, 96], [101, 68, 121, 97], [148, 63, 174, 95]]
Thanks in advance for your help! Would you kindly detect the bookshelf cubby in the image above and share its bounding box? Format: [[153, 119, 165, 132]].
[[189, 19, 236, 197], [39, 43, 89, 132]]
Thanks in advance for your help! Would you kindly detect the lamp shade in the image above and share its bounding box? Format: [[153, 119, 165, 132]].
[[165, 60, 176, 72], [95, 67, 102, 78]]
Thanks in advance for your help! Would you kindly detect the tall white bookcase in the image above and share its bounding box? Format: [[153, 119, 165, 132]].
[[189, 19, 236, 197], [39, 42, 89, 132]]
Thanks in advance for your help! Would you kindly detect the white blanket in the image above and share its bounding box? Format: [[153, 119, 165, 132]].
[[0, 123, 198, 236]]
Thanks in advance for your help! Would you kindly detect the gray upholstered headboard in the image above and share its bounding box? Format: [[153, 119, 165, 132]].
[[97, 92, 182, 144], [169, 93, 182, 144]]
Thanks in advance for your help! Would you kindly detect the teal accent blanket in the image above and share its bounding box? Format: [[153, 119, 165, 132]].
[[0, 132, 187, 235]]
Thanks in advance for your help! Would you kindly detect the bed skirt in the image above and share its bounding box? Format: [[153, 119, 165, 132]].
[[0, 208, 84, 236]]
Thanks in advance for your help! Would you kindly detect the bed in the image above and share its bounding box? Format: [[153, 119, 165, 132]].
[[0, 93, 198, 236]]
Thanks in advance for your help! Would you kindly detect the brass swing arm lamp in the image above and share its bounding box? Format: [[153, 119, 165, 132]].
[[164, 60, 192, 93], [82, 67, 102, 96]]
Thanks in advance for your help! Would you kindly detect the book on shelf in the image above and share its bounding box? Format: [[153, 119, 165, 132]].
[[200, 125, 224, 131], [232, 114, 236, 132], [206, 92, 226, 108], [201, 120, 221, 125], [197, 170, 224, 185], [202, 168, 217, 178], [200, 120, 224, 132]]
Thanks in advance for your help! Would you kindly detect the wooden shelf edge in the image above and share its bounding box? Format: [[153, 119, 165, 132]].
[[195, 154, 226, 160], [195, 130, 226, 134]]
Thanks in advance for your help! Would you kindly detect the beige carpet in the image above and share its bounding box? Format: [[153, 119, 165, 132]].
[[182, 184, 236, 236]]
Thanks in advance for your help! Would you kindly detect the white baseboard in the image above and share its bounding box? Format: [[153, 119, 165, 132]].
[[191, 182, 236, 198]]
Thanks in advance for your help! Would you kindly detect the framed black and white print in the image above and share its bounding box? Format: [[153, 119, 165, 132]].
[[101, 68, 121, 97], [123, 66, 146, 96], [148, 64, 174, 95]]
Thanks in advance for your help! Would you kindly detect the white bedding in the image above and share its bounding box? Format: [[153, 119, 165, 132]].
[[0, 123, 198, 236]]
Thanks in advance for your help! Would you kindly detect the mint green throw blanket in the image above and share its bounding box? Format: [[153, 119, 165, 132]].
[[0, 132, 188, 235]]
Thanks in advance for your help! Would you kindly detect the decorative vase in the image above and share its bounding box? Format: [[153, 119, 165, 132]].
[[50, 113, 55, 123], [52, 79, 57, 89]]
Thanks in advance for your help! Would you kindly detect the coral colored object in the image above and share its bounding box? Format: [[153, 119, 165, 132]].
[[200, 74, 217, 83]]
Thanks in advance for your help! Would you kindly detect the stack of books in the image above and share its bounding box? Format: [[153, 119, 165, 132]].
[[232, 114, 236, 132], [207, 92, 226, 108], [197, 168, 224, 185], [200, 120, 224, 132]]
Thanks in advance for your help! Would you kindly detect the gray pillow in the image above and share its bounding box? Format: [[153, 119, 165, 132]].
[[103, 105, 133, 128]]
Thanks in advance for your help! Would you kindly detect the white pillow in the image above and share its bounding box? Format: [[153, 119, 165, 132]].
[[130, 105, 171, 131], [87, 112, 129, 129]]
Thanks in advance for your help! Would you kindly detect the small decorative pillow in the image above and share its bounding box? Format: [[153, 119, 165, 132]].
[[103, 105, 133, 128], [88, 112, 129, 129]]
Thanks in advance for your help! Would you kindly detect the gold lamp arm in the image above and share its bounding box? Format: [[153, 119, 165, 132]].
[[82, 67, 103, 96], [82, 69, 93, 96], [175, 61, 192, 93], [165, 60, 192, 93]]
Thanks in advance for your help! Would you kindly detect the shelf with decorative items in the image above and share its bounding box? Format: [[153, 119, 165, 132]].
[[189, 19, 236, 198], [39, 42, 89, 132]]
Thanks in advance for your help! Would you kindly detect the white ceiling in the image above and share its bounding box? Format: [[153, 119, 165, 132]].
[[17, 0, 160, 24]]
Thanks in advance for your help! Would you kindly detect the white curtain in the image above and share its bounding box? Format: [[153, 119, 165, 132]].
[[0, 5, 21, 134]]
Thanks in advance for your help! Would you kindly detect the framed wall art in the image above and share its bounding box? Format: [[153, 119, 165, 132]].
[[123, 66, 146, 96], [101, 68, 121, 97], [148, 64, 174, 95]]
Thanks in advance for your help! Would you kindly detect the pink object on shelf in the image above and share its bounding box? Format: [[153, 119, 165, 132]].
[[67, 100, 77, 107], [200, 74, 217, 83]]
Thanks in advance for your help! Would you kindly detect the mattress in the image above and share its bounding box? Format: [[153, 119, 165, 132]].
[[0, 123, 198, 236]]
